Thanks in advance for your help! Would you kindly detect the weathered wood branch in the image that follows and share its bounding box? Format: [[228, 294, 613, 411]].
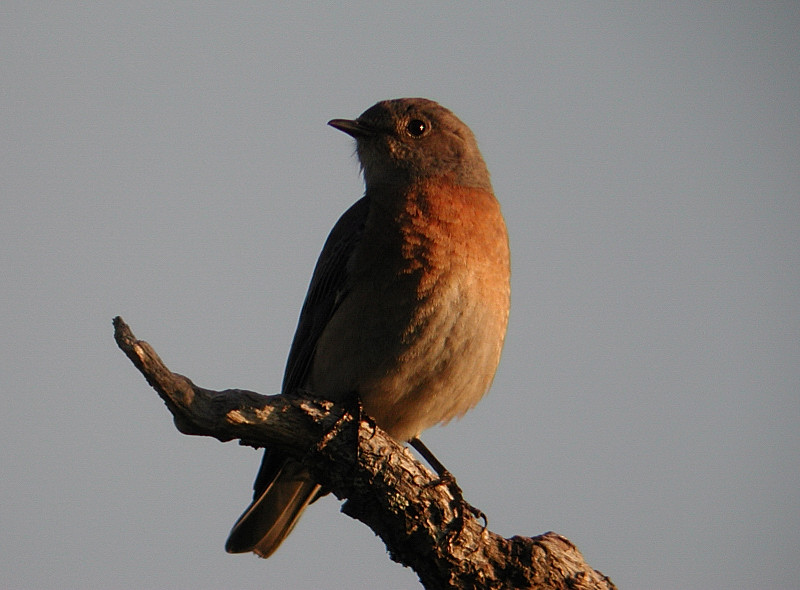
[[113, 316, 616, 590]]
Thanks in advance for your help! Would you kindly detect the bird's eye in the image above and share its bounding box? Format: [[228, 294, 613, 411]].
[[406, 119, 428, 137]]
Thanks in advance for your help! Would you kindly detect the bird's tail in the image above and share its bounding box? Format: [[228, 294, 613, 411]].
[[225, 454, 320, 558]]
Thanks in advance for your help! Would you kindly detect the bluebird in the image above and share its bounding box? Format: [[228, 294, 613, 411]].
[[225, 98, 511, 558]]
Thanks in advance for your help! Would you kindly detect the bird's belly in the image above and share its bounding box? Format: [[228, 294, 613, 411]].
[[308, 275, 506, 441]]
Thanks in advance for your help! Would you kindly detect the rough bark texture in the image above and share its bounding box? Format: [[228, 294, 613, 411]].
[[113, 316, 616, 590]]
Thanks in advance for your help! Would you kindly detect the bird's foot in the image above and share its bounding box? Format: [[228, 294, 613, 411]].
[[424, 469, 487, 540]]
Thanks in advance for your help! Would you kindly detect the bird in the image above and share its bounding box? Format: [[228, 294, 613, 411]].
[[225, 97, 511, 558]]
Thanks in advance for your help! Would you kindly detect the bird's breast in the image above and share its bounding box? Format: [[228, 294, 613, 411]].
[[309, 182, 510, 440]]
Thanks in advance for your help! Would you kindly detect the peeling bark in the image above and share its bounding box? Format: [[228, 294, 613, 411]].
[[113, 316, 616, 590]]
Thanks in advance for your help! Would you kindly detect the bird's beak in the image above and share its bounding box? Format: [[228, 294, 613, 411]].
[[328, 118, 375, 138]]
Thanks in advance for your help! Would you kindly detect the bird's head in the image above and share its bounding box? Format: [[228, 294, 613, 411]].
[[329, 98, 491, 192]]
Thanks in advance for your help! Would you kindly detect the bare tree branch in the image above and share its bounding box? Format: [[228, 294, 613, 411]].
[[113, 316, 616, 590]]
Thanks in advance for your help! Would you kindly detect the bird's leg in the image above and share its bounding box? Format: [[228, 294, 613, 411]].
[[342, 390, 375, 453], [409, 437, 487, 532]]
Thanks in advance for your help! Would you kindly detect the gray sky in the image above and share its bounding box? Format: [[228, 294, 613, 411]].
[[2, 3, 798, 589]]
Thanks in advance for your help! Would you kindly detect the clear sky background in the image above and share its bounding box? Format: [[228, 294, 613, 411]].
[[2, 3, 798, 589]]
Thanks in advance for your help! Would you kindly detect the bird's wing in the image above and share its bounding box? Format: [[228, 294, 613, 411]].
[[280, 196, 369, 395]]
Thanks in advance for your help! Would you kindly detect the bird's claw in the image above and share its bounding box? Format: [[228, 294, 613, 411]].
[[424, 469, 488, 541]]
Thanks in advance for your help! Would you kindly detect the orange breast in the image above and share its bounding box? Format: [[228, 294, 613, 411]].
[[309, 180, 510, 440]]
